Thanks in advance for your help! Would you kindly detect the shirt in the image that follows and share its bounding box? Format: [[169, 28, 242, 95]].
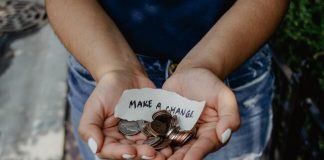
[[100, 0, 235, 62]]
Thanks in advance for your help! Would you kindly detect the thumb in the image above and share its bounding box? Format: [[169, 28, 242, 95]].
[[78, 97, 105, 154], [215, 88, 240, 144]]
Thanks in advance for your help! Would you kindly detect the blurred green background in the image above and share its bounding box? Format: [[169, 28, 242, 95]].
[[270, 0, 324, 159], [271, 0, 324, 89]]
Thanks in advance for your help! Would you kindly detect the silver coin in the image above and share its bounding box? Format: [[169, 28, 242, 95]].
[[137, 120, 148, 130], [118, 119, 141, 136], [144, 136, 162, 147], [154, 138, 171, 150], [141, 123, 153, 137]]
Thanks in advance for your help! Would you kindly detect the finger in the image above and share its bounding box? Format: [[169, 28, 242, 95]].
[[103, 116, 120, 128], [103, 126, 125, 140], [135, 144, 156, 160], [120, 139, 135, 145], [136, 139, 145, 144], [155, 151, 168, 160], [78, 96, 105, 154], [168, 142, 192, 160], [183, 134, 219, 160], [125, 132, 147, 141], [215, 87, 240, 144], [98, 137, 137, 160], [159, 146, 173, 158]]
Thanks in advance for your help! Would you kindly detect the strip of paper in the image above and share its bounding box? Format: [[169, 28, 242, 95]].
[[114, 88, 205, 130]]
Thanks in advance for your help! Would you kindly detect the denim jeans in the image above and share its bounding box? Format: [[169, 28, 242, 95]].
[[67, 45, 274, 160]]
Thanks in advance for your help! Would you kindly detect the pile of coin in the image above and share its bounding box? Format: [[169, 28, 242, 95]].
[[118, 110, 196, 150]]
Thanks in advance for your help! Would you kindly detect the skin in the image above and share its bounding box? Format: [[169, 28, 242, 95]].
[[46, 0, 289, 159]]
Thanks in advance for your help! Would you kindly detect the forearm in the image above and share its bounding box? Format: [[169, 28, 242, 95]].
[[177, 0, 289, 79], [46, 0, 143, 81]]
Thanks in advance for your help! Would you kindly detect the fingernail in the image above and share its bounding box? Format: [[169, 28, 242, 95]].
[[221, 129, 232, 144], [122, 154, 135, 159], [141, 155, 154, 160], [88, 138, 98, 153]]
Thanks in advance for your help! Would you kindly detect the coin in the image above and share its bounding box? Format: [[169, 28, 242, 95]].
[[150, 119, 169, 136], [118, 119, 141, 136], [141, 123, 153, 137], [118, 110, 198, 150], [152, 110, 172, 123], [154, 138, 172, 150], [144, 136, 162, 147], [173, 131, 192, 146], [166, 126, 180, 139], [170, 115, 178, 129], [190, 126, 197, 138], [137, 120, 148, 130]]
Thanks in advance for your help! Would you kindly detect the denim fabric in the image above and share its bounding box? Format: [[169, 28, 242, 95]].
[[67, 44, 274, 160]]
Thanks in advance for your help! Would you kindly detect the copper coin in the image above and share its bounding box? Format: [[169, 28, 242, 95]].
[[170, 115, 178, 129], [174, 131, 192, 146], [150, 119, 168, 136], [166, 126, 180, 139], [152, 110, 172, 124]]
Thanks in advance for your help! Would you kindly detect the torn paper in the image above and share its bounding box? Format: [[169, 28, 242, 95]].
[[114, 88, 205, 130]]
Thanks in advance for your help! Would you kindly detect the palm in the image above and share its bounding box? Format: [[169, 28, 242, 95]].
[[79, 71, 172, 159], [162, 68, 240, 160]]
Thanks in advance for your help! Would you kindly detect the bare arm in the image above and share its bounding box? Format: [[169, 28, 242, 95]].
[[46, 1, 161, 159], [177, 0, 289, 79], [45, 0, 144, 81], [163, 1, 289, 159]]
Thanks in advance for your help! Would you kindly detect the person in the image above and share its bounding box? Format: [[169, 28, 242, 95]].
[[46, 0, 288, 159]]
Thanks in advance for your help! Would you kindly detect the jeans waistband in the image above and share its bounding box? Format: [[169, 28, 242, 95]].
[[68, 44, 272, 89], [136, 44, 272, 89]]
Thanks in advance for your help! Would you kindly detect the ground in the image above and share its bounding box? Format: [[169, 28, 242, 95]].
[[0, 0, 79, 159]]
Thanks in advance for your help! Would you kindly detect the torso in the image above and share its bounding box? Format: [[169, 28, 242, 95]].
[[100, 0, 235, 61]]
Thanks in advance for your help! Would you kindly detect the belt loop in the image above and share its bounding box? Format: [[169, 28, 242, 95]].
[[165, 60, 172, 79], [225, 78, 231, 88], [166, 60, 178, 78]]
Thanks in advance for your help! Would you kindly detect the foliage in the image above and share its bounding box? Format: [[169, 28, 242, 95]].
[[271, 1, 324, 159], [271, 0, 324, 90], [272, 0, 324, 60]]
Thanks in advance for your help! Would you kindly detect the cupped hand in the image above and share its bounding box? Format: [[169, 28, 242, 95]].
[[162, 67, 240, 160], [78, 70, 172, 160]]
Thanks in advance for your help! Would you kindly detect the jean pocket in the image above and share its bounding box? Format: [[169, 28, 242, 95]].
[[226, 44, 272, 89], [68, 55, 96, 87]]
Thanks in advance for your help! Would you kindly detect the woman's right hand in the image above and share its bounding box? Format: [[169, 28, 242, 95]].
[[78, 69, 172, 160]]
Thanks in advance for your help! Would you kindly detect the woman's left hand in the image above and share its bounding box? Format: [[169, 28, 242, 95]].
[[162, 67, 240, 160]]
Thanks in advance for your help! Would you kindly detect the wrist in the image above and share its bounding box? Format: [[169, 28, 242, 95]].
[[175, 57, 226, 80], [93, 62, 146, 82]]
